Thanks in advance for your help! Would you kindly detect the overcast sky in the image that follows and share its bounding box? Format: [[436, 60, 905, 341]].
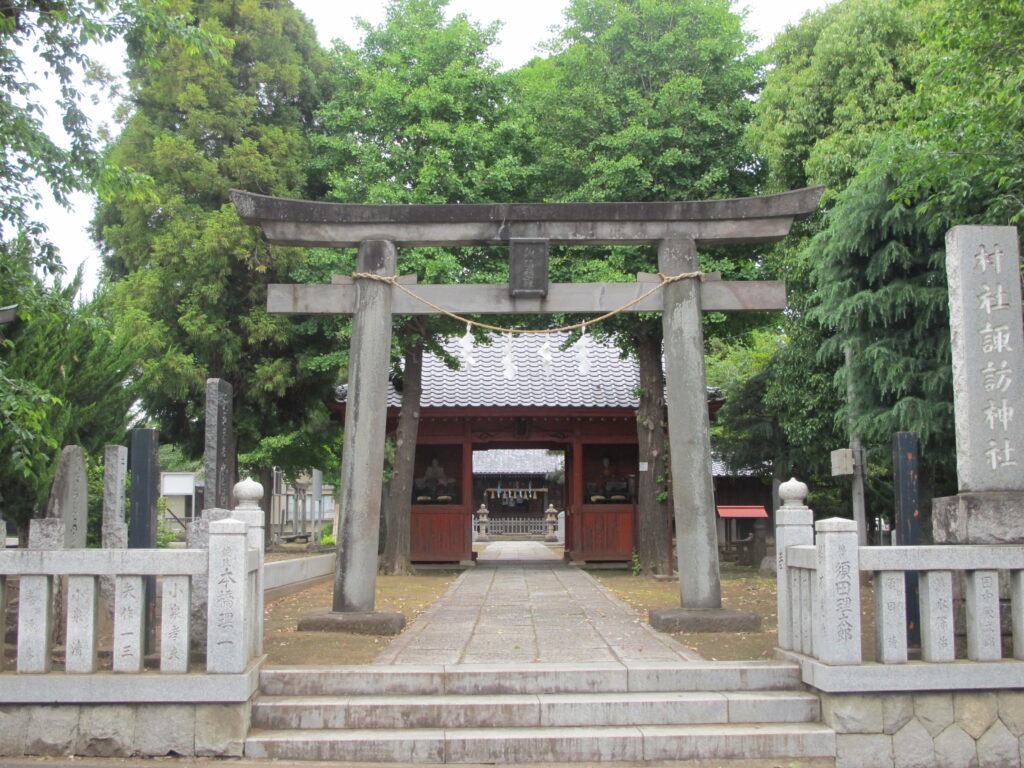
[[45, 0, 834, 296]]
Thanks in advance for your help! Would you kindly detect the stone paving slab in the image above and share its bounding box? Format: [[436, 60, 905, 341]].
[[375, 541, 700, 665], [1, 757, 838, 768]]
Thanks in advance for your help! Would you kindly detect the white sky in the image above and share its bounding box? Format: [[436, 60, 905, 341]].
[[42, 0, 833, 297]]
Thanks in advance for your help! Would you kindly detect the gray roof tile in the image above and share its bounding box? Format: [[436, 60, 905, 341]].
[[390, 331, 640, 409], [473, 449, 565, 475]]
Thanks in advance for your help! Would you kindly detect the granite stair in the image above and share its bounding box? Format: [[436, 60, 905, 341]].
[[245, 661, 836, 763]]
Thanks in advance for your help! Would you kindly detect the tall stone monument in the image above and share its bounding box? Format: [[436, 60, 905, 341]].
[[45, 445, 88, 549], [99, 445, 129, 630], [934, 226, 1024, 542], [101, 445, 129, 549], [204, 378, 236, 511], [128, 428, 160, 651]]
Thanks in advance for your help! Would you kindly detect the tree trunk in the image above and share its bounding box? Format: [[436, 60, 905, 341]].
[[379, 340, 424, 575], [634, 331, 671, 575]]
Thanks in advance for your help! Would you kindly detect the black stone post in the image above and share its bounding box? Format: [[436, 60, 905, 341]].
[[204, 378, 236, 510], [893, 431, 921, 647], [129, 428, 160, 653]]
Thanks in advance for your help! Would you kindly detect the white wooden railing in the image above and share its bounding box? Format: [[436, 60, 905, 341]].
[[0, 484, 265, 677], [776, 478, 1024, 691]]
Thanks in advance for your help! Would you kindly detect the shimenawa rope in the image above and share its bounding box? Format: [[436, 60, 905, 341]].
[[348, 270, 704, 335]]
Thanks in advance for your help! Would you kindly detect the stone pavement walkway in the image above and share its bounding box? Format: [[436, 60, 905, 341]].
[[374, 541, 701, 665]]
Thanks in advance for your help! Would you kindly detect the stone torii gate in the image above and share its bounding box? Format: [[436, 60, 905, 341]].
[[233, 186, 823, 632]]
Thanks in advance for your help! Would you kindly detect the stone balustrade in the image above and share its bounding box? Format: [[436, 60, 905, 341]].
[[0, 518, 260, 676], [776, 478, 1024, 693]]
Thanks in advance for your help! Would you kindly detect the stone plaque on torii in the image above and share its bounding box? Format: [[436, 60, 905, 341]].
[[233, 186, 823, 631]]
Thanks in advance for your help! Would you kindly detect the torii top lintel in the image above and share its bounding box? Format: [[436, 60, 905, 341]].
[[231, 187, 823, 248]]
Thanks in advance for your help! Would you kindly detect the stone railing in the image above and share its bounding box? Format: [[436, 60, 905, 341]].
[[0, 518, 260, 676], [776, 478, 1024, 692], [0, 480, 266, 758]]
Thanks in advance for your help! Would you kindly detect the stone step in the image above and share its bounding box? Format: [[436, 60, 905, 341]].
[[245, 723, 837, 763], [259, 661, 802, 696], [251, 690, 820, 730]]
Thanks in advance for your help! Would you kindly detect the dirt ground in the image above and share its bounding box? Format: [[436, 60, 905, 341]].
[[597, 564, 877, 662], [263, 570, 459, 665], [595, 564, 781, 660], [262, 560, 794, 665]]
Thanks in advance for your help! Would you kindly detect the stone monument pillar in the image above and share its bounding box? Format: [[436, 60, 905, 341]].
[[204, 378, 236, 511], [933, 226, 1024, 543], [45, 445, 88, 549], [99, 445, 128, 632]]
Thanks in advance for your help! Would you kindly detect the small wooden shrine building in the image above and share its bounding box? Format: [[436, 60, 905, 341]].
[[329, 332, 760, 564]]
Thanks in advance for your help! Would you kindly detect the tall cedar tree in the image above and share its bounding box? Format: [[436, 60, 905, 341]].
[[95, 0, 340, 510], [725, 0, 926, 507], [802, 0, 1024, 502], [518, 0, 761, 574], [312, 0, 533, 574]]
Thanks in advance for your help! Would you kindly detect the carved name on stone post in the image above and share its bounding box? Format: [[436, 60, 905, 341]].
[[99, 445, 128, 634], [934, 226, 1024, 543]]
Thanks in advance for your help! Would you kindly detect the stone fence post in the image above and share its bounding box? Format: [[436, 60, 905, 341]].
[[775, 478, 814, 651], [206, 518, 249, 673], [814, 517, 863, 665], [231, 477, 265, 657]]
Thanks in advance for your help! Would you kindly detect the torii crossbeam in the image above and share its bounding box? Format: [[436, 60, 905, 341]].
[[233, 186, 823, 632]]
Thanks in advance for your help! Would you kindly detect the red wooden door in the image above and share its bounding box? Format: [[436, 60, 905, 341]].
[[410, 504, 471, 562], [574, 503, 634, 561]]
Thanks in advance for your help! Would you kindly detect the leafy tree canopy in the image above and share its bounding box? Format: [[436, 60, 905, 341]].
[[0, 0, 222, 287], [96, 0, 340, 473], [747, 0, 924, 202]]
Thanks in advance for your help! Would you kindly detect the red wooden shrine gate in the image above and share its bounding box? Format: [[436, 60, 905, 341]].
[[404, 410, 642, 563]]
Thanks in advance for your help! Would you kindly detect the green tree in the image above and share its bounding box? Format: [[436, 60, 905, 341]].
[[764, 0, 1024, 510], [709, 327, 847, 516], [519, 0, 761, 574], [726, 0, 931, 511], [748, 0, 923, 201], [0, 0, 219, 287], [1, 275, 137, 539], [95, 0, 339, 508], [0, 2, 220, 540], [313, 0, 531, 574], [898, 0, 1024, 225]]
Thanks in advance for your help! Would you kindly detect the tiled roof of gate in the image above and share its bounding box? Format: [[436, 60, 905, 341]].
[[473, 449, 565, 475], [389, 332, 641, 409]]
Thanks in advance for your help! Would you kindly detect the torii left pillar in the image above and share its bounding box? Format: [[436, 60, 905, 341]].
[[303, 239, 406, 634]]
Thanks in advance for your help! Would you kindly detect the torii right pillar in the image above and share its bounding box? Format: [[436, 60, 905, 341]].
[[650, 237, 761, 632]]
